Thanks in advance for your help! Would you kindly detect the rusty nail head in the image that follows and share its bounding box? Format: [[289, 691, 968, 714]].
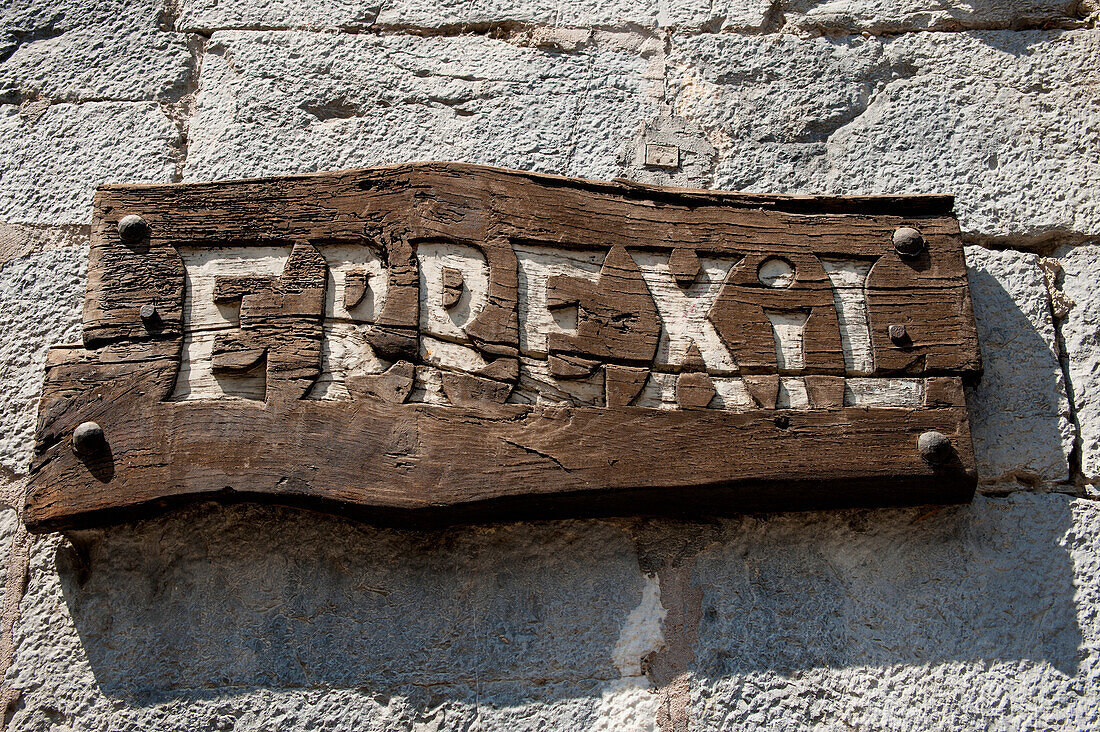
[[889, 324, 910, 345], [893, 227, 925, 258], [73, 421, 105, 457], [118, 214, 149, 244], [918, 430, 952, 464]]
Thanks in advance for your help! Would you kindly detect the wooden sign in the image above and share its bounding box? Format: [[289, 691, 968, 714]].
[[25, 163, 982, 532]]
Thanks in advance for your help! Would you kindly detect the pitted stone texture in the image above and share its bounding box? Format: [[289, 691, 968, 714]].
[[178, 0, 383, 31], [183, 31, 660, 182], [691, 492, 1100, 729], [617, 114, 717, 188], [5, 504, 648, 729], [0, 102, 177, 225], [0, 246, 86, 473], [1059, 245, 1100, 481], [178, 0, 773, 31], [0, 507, 17, 591], [668, 30, 1100, 237], [964, 246, 1073, 484], [784, 0, 1089, 34], [0, 0, 194, 103]]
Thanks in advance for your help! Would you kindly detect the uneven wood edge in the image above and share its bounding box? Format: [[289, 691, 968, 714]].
[[96, 161, 955, 217]]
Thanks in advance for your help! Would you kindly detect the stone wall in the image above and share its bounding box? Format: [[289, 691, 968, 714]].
[[1, 1, 1098, 729]]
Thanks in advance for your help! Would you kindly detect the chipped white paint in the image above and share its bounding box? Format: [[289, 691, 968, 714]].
[[845, 378, 924, 407], [310, 246, 389, 401], [757, 256, 795, 288], [419, 336, 489, 376], [765, 310, 809, 371], [710, 376, 755, 410], [410, 364, 448, 405], [416, 241, 489, 344], [634, 371, 678, 410], [514, 244, 604, 357], [633, 252, 739, 373], [777, 377, 810, 409], [510, 357, 604, 406], [171, 247, 290, 401], [821, 258, 876, 374]]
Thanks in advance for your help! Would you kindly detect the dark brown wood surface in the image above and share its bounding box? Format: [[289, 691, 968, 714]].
[[26, 162, 982, 532]]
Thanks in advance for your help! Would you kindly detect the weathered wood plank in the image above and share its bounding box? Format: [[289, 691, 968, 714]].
[[27, 162, 982, 532]]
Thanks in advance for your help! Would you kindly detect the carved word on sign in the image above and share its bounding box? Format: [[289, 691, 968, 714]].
[[26, 163, 982, 532]]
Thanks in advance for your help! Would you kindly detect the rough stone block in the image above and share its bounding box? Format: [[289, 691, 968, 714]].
[[964, 246, 1073, 484], [0, 0, 194, 103], [0, 102, 177, 225], [5, 504, 650, 729], [178, 0, 383, 32], [0, 246, 86, 474], [784, 0, 1089, 33], [667, 30, 1099, 237], [1059, 244, 1100, 481], [690, 492, 1100, 729], [662, 0, 774, 31], [183, 31, 660, 182]]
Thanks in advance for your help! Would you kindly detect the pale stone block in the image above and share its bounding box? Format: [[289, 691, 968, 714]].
[[183, 31, 659, 183], [0, 0, 194, 102], [0, 102, 177, 225], [690, 492, 1100, 730], [964, 246, 1073, 483], [668, 30, 1099, 237], [785, 0, 1088, 33], [0, 246, 86, 473], [1059, 245, 1100, 481]]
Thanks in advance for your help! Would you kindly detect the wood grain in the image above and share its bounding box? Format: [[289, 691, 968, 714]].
[[26, 162, 982, 532]]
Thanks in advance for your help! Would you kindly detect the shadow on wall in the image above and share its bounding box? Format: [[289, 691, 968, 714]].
[[50, 253, 1081, 709], [964, 261, 1072, 485], [55, 492, 1083, 707]]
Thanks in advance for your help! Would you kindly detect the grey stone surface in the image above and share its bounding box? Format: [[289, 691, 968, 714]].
[[783, 0, 1091, 33], [1059, 245, 1100, 481], [5, 494, 1099, 729], [5, 504, 652, 729], [182, 31, 661, 183], [616, 114, 717, 188], [964, 246, 1074, 484], [177, 0, 775, 32], [0, 0, 194, 103], [0, 102, 177, 225], [0, 246, 86, 474], [691, 491, 1100, 729], [667, 30, 1100, 237], [0, 508, 17, 592]]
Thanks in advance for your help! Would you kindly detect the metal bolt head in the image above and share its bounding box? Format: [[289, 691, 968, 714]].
[[72, 421, 105, 457], [918, 430, 952, 464], [889, 324, 910, 345], [893, 227, 926, 258], [117, 214, 149, 244], [140, 304, 160, 328]]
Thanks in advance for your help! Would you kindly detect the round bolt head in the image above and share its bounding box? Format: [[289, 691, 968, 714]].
[[893, 227, 926, 258], [918, 430, 952, 463], [140, 303, 160, 327], [889, 324, 910, 345], [72, 421, 105, 457], [117, 214, 149, 244]]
